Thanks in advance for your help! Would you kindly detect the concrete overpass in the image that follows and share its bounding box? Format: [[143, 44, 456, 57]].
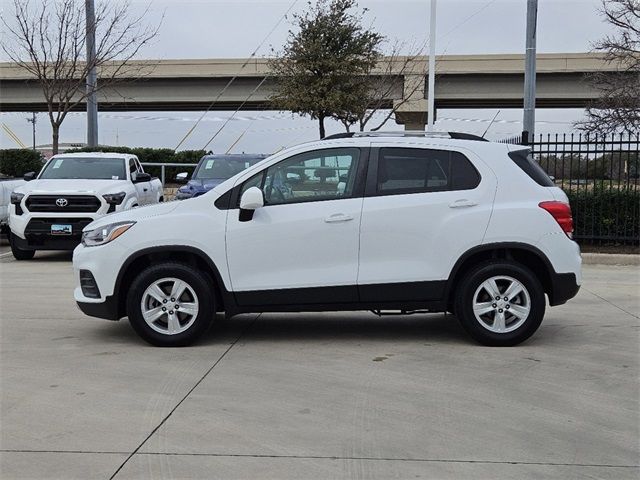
[[0, 53, 620, 129]]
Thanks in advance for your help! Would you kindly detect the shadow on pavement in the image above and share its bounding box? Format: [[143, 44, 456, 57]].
[[33, 251, 74, 262], [85, 312, 471, 347], [212, 312, 470, 346]]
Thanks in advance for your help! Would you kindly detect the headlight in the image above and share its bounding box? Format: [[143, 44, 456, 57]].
[[102, 192, 126, 205], [10, 192, 24, 205], [82, 221, 135, 247]]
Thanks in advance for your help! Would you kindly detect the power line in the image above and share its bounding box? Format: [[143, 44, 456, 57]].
[[174, 0, 299, 150], [202, 77, 268, 150]]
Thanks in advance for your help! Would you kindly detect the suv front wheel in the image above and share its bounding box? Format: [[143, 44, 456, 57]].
[[455, 261, 546, 346], [127, 262, 215, 346]]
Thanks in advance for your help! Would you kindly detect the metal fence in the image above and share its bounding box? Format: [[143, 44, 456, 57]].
[[141, 162, 198, 186], [502, 133, 639, 246]]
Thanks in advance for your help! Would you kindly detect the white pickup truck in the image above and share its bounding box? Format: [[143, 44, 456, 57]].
[[1, 177, 26, 234], [9, 152, 163, 260]]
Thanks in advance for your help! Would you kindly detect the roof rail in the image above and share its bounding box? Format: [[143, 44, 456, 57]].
[[323, 131, 489, 142]]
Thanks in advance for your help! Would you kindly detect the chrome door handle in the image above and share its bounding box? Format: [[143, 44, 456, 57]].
[[449, 199, 478, 208], [324, 213, 354, 223]]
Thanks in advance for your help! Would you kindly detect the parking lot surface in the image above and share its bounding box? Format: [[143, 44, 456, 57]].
[[0, 252, 638, 479]]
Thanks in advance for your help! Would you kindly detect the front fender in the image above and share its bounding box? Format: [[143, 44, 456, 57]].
[[122, 196, 139, 210]]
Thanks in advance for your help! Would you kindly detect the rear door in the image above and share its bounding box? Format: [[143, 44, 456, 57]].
[[357, 144, 497, 302]]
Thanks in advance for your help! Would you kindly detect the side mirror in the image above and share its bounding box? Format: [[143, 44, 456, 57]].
[[23, 171, 36, 181], [240, 186, 264, 211], [133, 172, 151, 183], [175, 172, 189, 183]]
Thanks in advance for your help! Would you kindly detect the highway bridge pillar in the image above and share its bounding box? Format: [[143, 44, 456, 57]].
[[394, 72, 429, 131]]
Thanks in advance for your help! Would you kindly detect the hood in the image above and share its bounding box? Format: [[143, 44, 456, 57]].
[[179, 178, 224, 193], [84, 200, 181, 231], [15, 179, 132, 197]]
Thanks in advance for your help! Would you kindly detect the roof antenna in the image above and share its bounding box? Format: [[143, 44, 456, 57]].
[[482, 110, 501, 138]]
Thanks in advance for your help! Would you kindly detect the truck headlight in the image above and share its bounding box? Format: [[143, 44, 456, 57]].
[[10, 192, 24, 205], [102, 192, 126, 205], [82, 221, 136, 247]]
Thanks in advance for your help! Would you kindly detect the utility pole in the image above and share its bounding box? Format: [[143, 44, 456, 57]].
[[522, 0, 538, 145], [427, 0, 437, 131], [26, 112, 36, 151], [86, 0, 98, 147]]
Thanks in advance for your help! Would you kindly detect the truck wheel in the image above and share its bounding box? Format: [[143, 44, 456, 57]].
[[10, 234, 35, 261], [454, 260, 545, 346], [126, 262, 215, 347]]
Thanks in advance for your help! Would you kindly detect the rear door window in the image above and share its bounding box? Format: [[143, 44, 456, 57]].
[[376, 148, 480, 195]]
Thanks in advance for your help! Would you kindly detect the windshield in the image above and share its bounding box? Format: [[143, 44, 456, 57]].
[[39, 157, 126, 180], [193, 157, 263, 180]]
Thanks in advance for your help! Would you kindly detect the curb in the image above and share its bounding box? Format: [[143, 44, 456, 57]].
[[582, 253, 640, 266]]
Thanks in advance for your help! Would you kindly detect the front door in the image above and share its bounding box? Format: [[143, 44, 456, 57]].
[[225, 147, 366, 306]]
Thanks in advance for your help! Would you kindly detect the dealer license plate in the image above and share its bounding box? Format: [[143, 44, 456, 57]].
[[51, 224, 72, 235]]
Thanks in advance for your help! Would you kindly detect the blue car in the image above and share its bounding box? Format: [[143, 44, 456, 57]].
[[174, 154, 268, 200]]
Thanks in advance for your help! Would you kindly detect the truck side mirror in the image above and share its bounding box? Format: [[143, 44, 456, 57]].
[[133, 172, 151, 183], [23, 171, 36, 181], [176, 172, 189, 183]]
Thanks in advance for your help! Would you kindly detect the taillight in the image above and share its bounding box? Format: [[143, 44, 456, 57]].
[[539, 201, 573, 238]]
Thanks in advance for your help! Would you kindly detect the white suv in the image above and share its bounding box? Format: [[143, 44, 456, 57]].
[[73, 132, 581, 347]]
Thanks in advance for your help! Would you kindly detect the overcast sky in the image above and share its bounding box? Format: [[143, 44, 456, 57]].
[[1, 0, 614, 153]]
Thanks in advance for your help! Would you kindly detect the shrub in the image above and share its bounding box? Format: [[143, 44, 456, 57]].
[[0, 149, 45, 177], [566, 186, 639, 244]]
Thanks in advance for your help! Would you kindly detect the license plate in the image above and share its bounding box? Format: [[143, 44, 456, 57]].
[[51, 224, 72, 235]]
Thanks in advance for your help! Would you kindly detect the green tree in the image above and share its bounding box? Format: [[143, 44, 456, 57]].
[[269, 0, 383, 138]]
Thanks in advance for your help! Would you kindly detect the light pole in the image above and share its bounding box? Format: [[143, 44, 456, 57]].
[[86, 0, 98, 147], [427, 0, 437, 131], [26, 112, 36, 151], [523, 0, 538, 144]]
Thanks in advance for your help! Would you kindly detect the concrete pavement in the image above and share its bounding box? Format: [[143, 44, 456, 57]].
[[0, 253, 638, 479], [0, 236, 10, 257]]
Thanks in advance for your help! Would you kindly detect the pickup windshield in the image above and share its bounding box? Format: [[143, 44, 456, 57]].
[[39, 157, 126, 180]]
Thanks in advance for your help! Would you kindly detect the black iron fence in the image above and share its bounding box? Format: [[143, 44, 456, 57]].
[[502, 133, 639, 246]]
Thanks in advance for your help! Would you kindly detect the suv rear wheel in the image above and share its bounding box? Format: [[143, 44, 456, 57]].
[[127, 262, 215, 346], [454, 261, 545, 346]]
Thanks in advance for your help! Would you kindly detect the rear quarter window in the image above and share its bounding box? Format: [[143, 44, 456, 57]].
[[508, 149, 554, 186]]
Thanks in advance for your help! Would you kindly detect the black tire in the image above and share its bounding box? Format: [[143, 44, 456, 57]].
[[126, 262, 215, 347], [10, 234, 35, 260], [454, 260, 546, 346]]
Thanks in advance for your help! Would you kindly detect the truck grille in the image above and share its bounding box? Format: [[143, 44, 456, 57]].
[[25, 195, 101, 213], [25, 218, 94, 235]]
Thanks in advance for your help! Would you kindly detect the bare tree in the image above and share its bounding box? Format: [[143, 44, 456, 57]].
[[335, 42, 426, 132], [579, 0, 640, 135], [2, 0, 160, 153]]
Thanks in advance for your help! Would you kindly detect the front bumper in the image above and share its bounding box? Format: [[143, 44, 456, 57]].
[[76, 294, 121, 320], [73, 240, 128, 305], [13, 217, 95, 250]]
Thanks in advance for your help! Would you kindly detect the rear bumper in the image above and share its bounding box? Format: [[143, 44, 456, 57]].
[[549, 272, 580, 306]]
